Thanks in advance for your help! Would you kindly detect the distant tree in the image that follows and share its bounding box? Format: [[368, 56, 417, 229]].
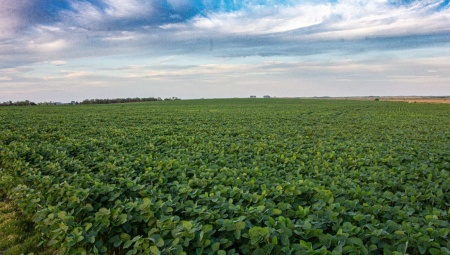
[[164, 97, 180, 101], [78, 97, 164, 105], [0, 100, 36, 106]]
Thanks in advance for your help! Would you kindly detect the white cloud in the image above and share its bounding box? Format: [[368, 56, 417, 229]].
[[39, 70, 96, 80], [307, 0, 450, 39], [167, 4, 332, 35], [103, 0, 152, 18], [167, 0, 192, 11], [28, 39, 67, 52], [36, 25, 63, 33], [102, 31, 140, 41], [160, 0, 450, 40], [61, 0, 156, 30], [0, 76, 12, 81], [62, 70, 93, 78], [49, 60, 67, 66], [61, 1, 104, 28]]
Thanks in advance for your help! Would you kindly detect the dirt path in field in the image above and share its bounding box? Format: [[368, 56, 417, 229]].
[[316, 96, 450, 104], [380, 98, 450, 104]]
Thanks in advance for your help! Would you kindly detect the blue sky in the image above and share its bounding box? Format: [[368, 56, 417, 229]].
[[1, 0, 450, 102]]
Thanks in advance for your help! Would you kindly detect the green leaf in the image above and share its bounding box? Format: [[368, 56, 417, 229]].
[[235, 222, 246, 230], [88, 236, 95, 243], [418, 245, 427, 254], [47, 239, 59, 247], [353, 214, 365, 221], [120, 233, 131, 241], [150, 246, 160, 255], [83, 203, 92, 212], [252, 248, 266, 255], [300, 240, 312, 250], [58, 211, 67, 219], [234, 230, 241, 240], [271, 237, 278, 245], [85, 223, 93, 231], [182, 221, 193, 230], [202, 224, 213, 233], [119, 214, 128, 224], [75, 247, 87, 255], [156, 237, 164, 247], [59, 222, 69, 232], [280, 233, 289, 246], [126, 250, 137, 255], [272, 208, 282, 215], [348, 237, 363, 246], [124, 240, 134, 249], [211, 243, 220, 252]]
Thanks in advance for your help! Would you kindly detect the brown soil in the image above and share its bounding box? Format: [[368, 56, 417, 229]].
[[315, 96, 450, 104], [380, 97, 450, 104]]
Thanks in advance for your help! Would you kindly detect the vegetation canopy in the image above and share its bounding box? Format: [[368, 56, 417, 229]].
[[0, 99, 449, 255]]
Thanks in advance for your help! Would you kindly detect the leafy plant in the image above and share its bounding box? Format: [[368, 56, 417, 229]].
[[0, 99, 449, 254]]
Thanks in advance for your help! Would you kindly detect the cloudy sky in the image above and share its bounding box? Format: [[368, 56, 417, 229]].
[[1, 0, 450, 102]]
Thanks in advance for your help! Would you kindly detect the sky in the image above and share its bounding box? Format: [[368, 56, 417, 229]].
[[1, 0, 450, 102]]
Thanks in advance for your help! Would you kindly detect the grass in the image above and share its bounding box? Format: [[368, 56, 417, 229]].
[[0, 192, 52, 255]]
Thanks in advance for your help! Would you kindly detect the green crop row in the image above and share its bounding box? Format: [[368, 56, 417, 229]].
[[0, 99, 449, 255]]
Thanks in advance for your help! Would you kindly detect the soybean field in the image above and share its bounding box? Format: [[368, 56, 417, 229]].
[[0, 99, 449, 255]]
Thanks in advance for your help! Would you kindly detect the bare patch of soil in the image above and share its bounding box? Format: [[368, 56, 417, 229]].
[[315, 96, 450, 104], [380, 97, 450, 104]]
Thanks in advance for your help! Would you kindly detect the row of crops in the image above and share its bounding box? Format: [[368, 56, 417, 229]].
[[0, 99, 449, 255]]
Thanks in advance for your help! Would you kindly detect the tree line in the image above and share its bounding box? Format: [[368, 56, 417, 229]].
[[0, 100, 37, 106], [80, 97, 161, 104], [0, 97, 180, 107]]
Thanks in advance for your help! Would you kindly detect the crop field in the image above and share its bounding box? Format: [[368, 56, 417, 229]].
[[0, 99, 449, 255]]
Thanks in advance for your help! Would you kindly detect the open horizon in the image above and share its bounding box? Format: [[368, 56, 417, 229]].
[[3, 95, 450, 105]]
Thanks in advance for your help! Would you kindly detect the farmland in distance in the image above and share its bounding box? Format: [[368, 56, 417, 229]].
[[0, 99, 449, 255]]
